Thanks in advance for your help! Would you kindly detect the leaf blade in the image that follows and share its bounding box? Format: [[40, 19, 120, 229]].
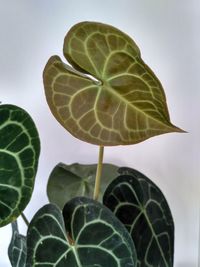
[[8, 221, 27, 267], [47, 162, 119, 209], [103, 167, 174, 267], [0, 105, 40, 227], [43, 21, 183, 146], [26, 198, 137, 267]]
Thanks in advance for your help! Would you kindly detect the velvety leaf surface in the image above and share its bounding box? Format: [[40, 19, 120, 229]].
[[0, 105, 40, 227], [43, 21, 183, 146], [47, 162, 119, 208], [26, 198, 137, 267], [103, 167, 174, 267], [8, 221, 26, 267]]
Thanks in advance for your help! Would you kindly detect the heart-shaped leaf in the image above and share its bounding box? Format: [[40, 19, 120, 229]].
[[47, 162, 119, 208], [0, 105, 40, 227], [26, 197, 137, 267], [43, 21, 183, 146], [103, 167, 174, 267], [8, 221, 27, 267]]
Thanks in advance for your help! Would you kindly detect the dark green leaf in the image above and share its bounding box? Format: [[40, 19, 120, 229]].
[[47, 162, 119, 208], [0, 105, 40, 227], [8, 221, 26, 267], [43, 21, 183, 146], [26, 197, 137, 267], [103, 167, 174, 267]]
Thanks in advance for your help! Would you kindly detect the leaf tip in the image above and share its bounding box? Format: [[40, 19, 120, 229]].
[[171, 125, 187, 134]]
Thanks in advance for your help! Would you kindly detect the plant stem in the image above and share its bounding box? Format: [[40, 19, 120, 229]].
[[21, 212, 29, 227], [93, 146, 104, 201]]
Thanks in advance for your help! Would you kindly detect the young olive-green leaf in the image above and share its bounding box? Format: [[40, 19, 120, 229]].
[[43, 21, 183, 146], [47, 162, 119, 208], [26, 198, 137, 267], [103, 167, 174, 267], [8, 221, 27, 267], [0, 105, 40, 227]]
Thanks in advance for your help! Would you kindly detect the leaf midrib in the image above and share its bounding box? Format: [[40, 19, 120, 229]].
[[55, 67, 171, 132], [141, 206, 169, 267], [69, 32, 165, 122]]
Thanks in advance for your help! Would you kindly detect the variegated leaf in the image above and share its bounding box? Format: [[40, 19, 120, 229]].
[[26, 198, 137, 267], [103, 167, 174, 267], [0, 105, 40, 227], [8, 221, 26, 267], [43, 21, 183, 146]]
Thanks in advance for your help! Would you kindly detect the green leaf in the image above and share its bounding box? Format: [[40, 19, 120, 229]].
[[26, 197, 137, 267], [8, 221, 27, 267], [0, 105, 40, 227], [103, 167, 174, 267], [43, 21, 183, 146], [47, 162, 119, 209]]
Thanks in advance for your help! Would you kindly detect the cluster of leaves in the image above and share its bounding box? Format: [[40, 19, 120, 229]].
[[0, 21, 183, 267]]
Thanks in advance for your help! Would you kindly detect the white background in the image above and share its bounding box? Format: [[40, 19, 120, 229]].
[[0, 1, 199, 266]]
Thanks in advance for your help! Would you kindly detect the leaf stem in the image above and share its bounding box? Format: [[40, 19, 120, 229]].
[[21, 212, 29, 227], [93, 146, 104, 201]]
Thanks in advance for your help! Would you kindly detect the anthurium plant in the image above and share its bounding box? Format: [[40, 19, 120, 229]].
[[0, 21, 184, 267]]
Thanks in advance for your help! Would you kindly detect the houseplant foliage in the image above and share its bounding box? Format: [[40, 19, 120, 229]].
[[0, 105, 40, 227], [26, 198, 136, 267], [8, 221, 26, 267], [103, 167, 174, 267], [43, 21, 183, 146], [0, 21, 184, 267], [47, 162, 119, 208]]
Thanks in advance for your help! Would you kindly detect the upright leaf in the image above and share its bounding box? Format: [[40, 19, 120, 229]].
[[26, 198, 137, 267], [8, 221, 26, 267], [47, 162, 119, 208], [0, 105, 40, 227], [103, 167, 174, 267], [43, 21, 183, 146]]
